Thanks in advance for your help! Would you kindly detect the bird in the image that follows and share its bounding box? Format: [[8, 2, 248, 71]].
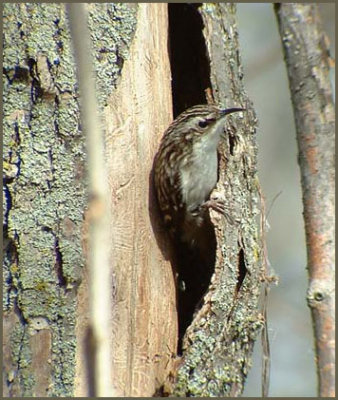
[[154, 103, 245, 246]]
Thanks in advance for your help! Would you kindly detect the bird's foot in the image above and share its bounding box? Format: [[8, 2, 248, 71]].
[[202, 197, 235, 224], [202, 198, 226, 214]]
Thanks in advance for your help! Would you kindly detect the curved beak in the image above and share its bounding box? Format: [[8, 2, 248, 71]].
[[220, 107, 246, 116]]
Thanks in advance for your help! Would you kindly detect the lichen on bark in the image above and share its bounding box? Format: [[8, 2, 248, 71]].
[[3, 3, 86, 396], [172, 4, 264, 397], [3, 3, 138, 396]]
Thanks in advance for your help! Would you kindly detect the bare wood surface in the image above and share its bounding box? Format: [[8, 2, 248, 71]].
[[103, 4, 177, 396], [275, 4, 335, 397]]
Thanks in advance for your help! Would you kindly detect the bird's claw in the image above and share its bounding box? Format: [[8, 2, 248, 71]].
[[202, 198, 235, 225]]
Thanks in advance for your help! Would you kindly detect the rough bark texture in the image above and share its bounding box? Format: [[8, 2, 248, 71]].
[[3, 4, 86, 396], [275, 4, 335, 397], [172, 4, 264, 397]]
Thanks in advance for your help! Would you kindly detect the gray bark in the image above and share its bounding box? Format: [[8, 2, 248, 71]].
[[275, 4, 335, 397], [173, 4, 264, 397]]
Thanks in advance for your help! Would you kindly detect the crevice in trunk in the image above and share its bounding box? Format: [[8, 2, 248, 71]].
[[168, 3, 216, 355], [168, 3, 212, 118], [236, 247, 247, 294]]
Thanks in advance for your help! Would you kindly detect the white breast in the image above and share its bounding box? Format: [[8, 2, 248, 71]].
[[180, 132, 219, 212]]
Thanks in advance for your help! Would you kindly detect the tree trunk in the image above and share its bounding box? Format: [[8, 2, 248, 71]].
[[3, 3, 88, 396], [170, 4, 265, 397], [275, 4, 335, 397]]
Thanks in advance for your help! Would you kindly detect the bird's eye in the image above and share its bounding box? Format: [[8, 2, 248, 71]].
[[198, 120, 209, 128]]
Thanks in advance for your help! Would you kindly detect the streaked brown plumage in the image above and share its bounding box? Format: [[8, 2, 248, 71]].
[[154, 104, 244, 245]]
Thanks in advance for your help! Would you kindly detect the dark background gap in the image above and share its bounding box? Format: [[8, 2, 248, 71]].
[[168, 3, 216, 354], [168, 3, 211, 118]]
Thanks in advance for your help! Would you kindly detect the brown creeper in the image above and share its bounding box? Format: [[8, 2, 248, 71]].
[[154, 104, 245, 245]]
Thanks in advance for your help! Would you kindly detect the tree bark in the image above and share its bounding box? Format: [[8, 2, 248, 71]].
[[275, 4, 335, 397], [3, 3, 87, 396], [172, 4, 264, 397]]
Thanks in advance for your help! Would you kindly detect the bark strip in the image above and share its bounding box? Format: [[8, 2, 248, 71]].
[[275, 4, 335, 397]]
